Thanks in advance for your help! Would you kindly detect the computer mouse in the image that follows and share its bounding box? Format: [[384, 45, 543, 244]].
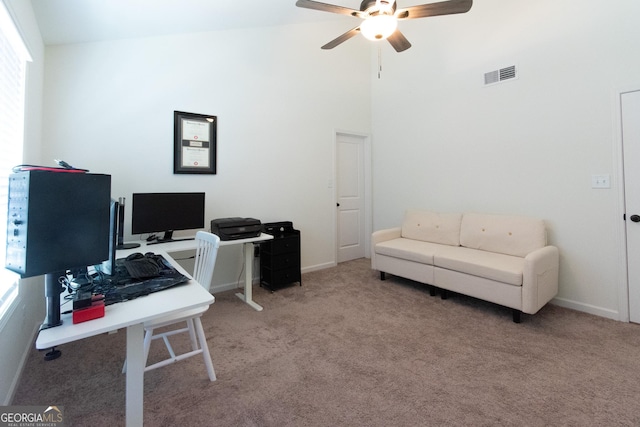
[[125, 252, 144, 261]]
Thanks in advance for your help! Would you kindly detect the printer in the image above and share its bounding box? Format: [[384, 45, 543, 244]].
[[210, 217, 262, 241]]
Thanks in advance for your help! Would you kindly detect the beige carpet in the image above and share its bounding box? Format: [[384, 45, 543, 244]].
[[12, 258, 640, 426]]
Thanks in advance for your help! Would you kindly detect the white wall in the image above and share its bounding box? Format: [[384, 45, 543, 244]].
[[41, 21, 372, 287], [1, 12, 371, 404], [1, 0, 45, 405], [5, 0, 639, 405], [371, 0, 640, 319]]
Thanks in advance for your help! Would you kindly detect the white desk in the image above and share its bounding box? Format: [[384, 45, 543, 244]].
[[132, 233, 274, 311], [35, 249, 214, 427]]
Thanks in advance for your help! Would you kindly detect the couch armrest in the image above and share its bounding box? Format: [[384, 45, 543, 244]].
[[522, 245, 559, 314], [371, 227, 402, 270]]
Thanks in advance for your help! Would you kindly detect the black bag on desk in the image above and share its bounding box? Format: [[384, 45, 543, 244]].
[[210, 217, 262, 240]]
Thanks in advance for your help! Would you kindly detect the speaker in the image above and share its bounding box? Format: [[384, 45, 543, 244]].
[[5, 171, 112, 278]]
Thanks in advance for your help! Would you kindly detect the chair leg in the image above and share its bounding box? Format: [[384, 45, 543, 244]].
[[193, 317, 216, 381], [143, 328, 153, 362], [186, 319, 198, 351]]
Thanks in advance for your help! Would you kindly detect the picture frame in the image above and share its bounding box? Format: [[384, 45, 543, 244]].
[[173, 111, 217, 174]]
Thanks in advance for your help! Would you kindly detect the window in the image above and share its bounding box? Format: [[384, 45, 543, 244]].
[[0, 2, 30, 320]]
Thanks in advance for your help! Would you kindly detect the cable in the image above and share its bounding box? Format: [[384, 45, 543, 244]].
[[12, 159, 89, 173], [12, 164, 88, 173]]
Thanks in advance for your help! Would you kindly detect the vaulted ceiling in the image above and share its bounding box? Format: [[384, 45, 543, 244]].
[[30, 0, 351, 45]]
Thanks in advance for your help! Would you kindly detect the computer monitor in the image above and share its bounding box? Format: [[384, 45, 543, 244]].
[[131, 192, 205, 243], [99, 198, 118, 276]]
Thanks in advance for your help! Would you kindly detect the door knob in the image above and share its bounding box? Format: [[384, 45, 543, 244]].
[[631, 214, 640, 222]]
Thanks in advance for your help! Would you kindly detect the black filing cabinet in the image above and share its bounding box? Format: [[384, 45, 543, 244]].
[[260, 222, 301, 291]]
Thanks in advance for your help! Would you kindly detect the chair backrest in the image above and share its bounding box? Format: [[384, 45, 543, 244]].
[[193, 231, 221, 291]]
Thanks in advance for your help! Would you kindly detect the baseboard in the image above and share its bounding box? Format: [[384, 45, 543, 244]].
[[551, 296, 622, 321], [302, 261, 336, 274], [210, 282, 243, 294], [4, 320, 40, 405], [209, 261, 337, 294]]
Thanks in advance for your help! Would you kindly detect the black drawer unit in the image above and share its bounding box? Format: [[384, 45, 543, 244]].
[[260, 221, 301, 291]]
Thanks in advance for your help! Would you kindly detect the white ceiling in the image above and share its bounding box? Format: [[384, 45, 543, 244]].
[[31, 0, 359, 45]]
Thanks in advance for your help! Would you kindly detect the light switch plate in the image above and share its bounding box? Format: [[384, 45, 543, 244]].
[[592, 174, 611, 189]]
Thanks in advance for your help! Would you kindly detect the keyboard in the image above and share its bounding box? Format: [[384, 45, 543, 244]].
[[93, 254, 190, 305], [123, 258, 160, 279]]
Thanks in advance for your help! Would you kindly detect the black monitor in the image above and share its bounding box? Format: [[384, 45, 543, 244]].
[[99, 198, 119, 276], [131, 192, 205, 243]]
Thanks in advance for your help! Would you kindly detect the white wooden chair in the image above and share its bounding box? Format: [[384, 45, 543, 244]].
[[123, 231, 220, 381]]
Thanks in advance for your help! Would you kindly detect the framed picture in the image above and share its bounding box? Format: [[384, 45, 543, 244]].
[[173, 111, 217, 174]]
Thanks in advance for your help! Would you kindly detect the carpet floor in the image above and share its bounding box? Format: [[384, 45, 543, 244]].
[[12, 258, 640, 426]]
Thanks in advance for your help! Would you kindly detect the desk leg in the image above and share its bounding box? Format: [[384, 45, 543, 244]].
[[126, 323, 145, 427], [235, 242, 263, 311]]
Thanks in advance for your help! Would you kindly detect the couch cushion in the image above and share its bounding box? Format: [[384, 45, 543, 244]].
[[434, 245, 524, 286], [375, 238, 444, 265], [401, 210, 462, 246], [460, 213, 547, 257]]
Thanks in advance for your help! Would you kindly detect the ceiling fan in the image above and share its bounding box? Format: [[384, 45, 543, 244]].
[[296, 0, 472, 52]]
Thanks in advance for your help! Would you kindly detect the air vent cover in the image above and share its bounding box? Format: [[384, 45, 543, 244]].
[[484, 65, 518, 86]]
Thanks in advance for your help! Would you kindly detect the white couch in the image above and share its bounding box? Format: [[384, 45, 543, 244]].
[[371, 210, 559, 322]]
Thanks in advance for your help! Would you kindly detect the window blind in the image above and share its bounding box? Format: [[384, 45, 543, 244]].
[[0, 2, 30, 321]]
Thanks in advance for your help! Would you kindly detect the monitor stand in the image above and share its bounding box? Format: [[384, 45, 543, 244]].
[[117, 243, 141, 249], [147, 230, 195, 245], [42, 271, 64, 330], [40, 272, 65, 361], [115, 198, 141, 249]]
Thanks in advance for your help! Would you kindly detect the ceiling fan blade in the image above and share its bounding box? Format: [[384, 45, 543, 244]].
[[387, 30, 412, 52], [296, 0, 364, 18], [321, 27, 361, 49], [396, 0, 472, 20]]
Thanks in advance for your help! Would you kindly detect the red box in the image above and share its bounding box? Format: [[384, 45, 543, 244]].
[[72, 299, 105, 324]]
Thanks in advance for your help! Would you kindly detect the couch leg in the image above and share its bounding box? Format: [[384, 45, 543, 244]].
[[380, 272, 386, 281], [441, 289, 448, 300], [512, 309, 522, 323], [429, 286, 436, 297]]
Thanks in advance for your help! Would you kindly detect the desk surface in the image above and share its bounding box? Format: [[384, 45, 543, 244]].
[[127, 232, 273, 254], [35, 249, 214, 349], [128, 233, 274, 312], [36, 233, 273, 349]]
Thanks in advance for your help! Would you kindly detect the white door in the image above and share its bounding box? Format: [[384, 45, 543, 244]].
[[622, 89, 640, 323], [337, 133, 366, 263]]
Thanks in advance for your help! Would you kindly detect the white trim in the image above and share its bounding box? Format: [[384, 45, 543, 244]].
[[208, 262, 336, 294], [302, 261, 337, 273], [0, 292, 20, 335], [551, 297, 620, 321], [2, 304, 40, 405]]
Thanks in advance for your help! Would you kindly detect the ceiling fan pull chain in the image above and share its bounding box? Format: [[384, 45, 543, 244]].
[[378, 46, 382, 79]]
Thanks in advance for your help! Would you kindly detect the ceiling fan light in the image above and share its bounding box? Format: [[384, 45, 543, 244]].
[[360, 15, 397, 41]]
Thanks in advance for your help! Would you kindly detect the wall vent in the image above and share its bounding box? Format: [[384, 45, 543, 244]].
[[484, 65, 518, 86]]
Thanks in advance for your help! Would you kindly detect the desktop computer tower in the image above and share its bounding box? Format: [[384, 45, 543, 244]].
[[5, 171, 112, 278]]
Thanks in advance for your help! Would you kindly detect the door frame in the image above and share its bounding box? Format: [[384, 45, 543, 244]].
[[333, 129, 372, 263], [613, 84, 640, 322]]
